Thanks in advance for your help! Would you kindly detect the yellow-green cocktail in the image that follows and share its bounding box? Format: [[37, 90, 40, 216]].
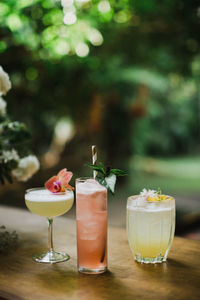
[[25, 187, 74, 263], [127, 190, 175, 263], [25, 188, 74, 218]]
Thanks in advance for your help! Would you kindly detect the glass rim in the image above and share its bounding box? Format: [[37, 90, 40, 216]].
[[25, 187, 73, 195], [127, 194, 175, 203], [76, 177, 96, 182]]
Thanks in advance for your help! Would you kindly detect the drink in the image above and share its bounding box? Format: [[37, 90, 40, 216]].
[[127, 195, 175, 263], [25, 187, 74, 263], [25, 188, 74, 217], [76, 178, 107, 274]]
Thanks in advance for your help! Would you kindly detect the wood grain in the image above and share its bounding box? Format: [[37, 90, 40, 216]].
[[0, 205, 200, 300]]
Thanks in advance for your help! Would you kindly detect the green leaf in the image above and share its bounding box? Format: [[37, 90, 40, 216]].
[[87, 163, 106, 175], [88, 162, 126, 194], [105, 174, 117, 194], [110, 169, 127, 176], [0, 226, 18, 253], [96, 174, 116, 194], [96, 176, 107, 188]]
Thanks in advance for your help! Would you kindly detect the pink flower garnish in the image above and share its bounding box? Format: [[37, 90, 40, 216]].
[[45, 168, 74, 193]]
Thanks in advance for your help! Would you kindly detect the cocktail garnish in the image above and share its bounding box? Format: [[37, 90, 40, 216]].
[[45, 168, 74, 193], [88, 162, 127, 194], [140, 188, 168, 201]]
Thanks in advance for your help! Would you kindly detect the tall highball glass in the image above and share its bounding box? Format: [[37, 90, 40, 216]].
[[76, 178, 107, 274]]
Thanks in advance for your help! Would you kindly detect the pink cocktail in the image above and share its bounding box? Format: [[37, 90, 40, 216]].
[[76, 178, 107, 274]]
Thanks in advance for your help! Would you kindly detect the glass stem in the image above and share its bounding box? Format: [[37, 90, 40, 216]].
[[48, 218, 54, 253]]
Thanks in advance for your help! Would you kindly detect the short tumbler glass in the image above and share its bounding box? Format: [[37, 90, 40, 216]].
[[126, 195, 175, 263]]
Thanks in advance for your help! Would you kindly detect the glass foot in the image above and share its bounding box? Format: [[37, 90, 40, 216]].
[[78, 266, 107, 274], [135, 254, 166, 264], [33, 251, 70, 264]]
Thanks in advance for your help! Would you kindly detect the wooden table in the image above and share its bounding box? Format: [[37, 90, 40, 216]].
[[0, 205, 200, 300]]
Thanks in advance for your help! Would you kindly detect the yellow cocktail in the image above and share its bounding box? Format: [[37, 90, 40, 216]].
[[127, 191, 175, 263], [25, 187, 74, 263], [25, 188, 74, 217]]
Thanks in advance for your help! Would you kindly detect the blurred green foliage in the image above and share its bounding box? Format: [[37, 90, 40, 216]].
[[0, 0, 200, 166]]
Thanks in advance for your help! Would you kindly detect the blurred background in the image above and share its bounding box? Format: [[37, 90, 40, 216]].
[[0, 0, 200, 239]]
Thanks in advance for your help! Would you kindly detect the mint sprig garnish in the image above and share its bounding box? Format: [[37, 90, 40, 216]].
[[88, 163, 127, 194]]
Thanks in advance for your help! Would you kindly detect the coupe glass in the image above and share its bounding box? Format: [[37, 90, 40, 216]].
[[25, 187, 74, 263], [127, 195, 175, 263]]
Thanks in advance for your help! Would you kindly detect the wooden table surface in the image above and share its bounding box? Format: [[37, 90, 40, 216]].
[[0, 205, 200, 300]]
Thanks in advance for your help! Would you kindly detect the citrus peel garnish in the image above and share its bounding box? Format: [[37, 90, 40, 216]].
[[140, 189, 170, 202], [147, 195, 167, 202], [147, 197, 159, 202], [45, 168, 74, 193]]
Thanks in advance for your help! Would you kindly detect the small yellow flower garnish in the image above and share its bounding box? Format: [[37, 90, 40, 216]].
[[147, 197, 160, 202], [141, 189, 170, 202], [160, 195, 167, 200]]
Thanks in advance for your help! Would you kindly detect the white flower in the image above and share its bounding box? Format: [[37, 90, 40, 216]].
[[8, 121, 19, 129], [0, 96, 7, 116], [140, 188, 157, 199], [12, 155, 40, 182], [0, 66, 11, 96], [0, 149, 19, 163]]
